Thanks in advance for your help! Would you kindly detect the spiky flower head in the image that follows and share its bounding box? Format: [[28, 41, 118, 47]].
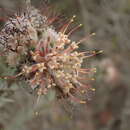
[[0, 1, 98, 104]]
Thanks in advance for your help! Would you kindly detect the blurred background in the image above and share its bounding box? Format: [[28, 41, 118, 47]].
[[0, 0, 130, 130]]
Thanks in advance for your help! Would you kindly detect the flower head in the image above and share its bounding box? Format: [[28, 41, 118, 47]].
[[0, 2, 98, 104]]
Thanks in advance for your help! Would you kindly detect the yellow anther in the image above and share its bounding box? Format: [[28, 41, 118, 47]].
[[91, 32, 96, 36], [80, 100, 86, 104], [98, 50, 103, 53], [34, 111, 39, 116], [91, 88, 96, 91], [36, 72, 39, 76], [92, 51, 96, 53], [47, 85, 51, 88], [73, 15, 76, 18], [91, 78, 95, 81], [81, 90, 85, 93], [79, 24, 83, 27], [70, 15, 76, 22], [71, 19, 74, 22], [4, 77, 7, 79], [37, 63, 41, 68], [33, 56, 37, 60], [93, 68, 97, 72], [52, 83, 56, 86]]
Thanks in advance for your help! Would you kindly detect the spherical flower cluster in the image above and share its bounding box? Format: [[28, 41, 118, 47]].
[[0, 2, 97, 104]]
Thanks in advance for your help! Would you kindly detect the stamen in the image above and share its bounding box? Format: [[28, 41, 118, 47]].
[[82, 50, 103, 59], [76, 33, 96, 45], [68, 93, 86, 104], [47, 16, 59, 25], [68, 24, 83, 36], [0, 72, 23, 80], [60, 15, 76, 34]]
